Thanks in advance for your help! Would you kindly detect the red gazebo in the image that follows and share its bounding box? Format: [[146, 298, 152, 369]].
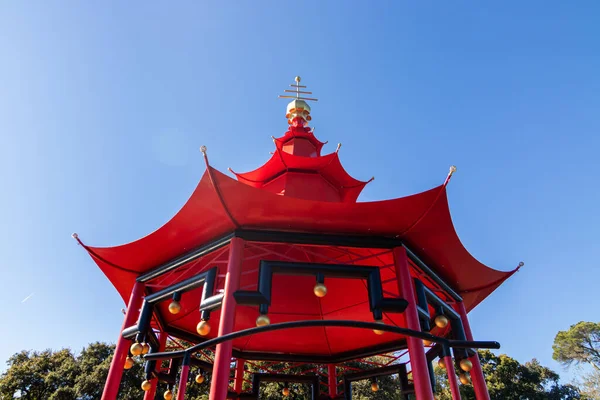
[[75, 77, 519, 400]]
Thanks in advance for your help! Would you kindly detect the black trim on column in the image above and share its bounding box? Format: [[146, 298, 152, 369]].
[[123, 267, 221, 340]]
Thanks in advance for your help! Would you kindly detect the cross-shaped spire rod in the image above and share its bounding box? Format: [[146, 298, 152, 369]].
[[278, 76, 318, 101]]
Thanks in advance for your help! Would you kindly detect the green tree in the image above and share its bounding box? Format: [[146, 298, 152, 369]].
[[434, 350, 582, 400], [553, 321, 600, 399], [553, 322, 600, 371]]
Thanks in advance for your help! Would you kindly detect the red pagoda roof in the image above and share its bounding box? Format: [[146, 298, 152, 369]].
[[230, 149, 371, 203], [80, 167, 517, 313]]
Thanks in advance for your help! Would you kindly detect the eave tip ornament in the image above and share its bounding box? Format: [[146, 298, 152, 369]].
[[279, 76, 318, 128]]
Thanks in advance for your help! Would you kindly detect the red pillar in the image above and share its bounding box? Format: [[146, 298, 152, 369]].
[[177, 355, 191, 400], [209, 237, 245, 400], [144, 331, 168, 400], [444, 355, 462, 400], [234, 358, 245, 394], [102, 281, 145, 400], [327, 364, 338, 398], [454, 302, 490, 400], [393, 247, 434, 400]]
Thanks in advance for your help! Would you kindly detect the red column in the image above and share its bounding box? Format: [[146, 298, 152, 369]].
[[177, 355, 191, 400], [444, 355, 462, 400], [454, 302, 489, 400], [209, 238, 245, 400], [102, 281, 145, 400], [327, 364, 338, 398], [144, 331, 168, 400], [234, 358, 245, 394], [393, 247, 434, 400]]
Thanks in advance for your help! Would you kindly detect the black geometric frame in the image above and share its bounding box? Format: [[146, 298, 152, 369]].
[[233, 260, 409, 321]]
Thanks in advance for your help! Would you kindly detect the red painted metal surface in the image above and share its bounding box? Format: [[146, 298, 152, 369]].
[[394, 247, 434, 400], [176, 363, 190, 400], [455, 302, 490, 400], [234, 359, 245, 394], [444, 355, 462, 400], [210, 238, 245, 400], [102, 281, 144, 400], [144, 331, 168, 400], [328, 364, 338, 398]]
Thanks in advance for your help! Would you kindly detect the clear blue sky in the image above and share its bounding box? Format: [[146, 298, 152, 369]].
[[1, 1, 599, 384]]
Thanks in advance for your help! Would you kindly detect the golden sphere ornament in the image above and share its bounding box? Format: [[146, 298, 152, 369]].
[[423, 339, 433, 346], [313, 282, 327, 297], [164, 389, 173, 400], [124, 356, 134, 370], [434, 315, 449, 328], [256, 314, 271, 327], [459, 373, 471, 385], [282, 387, 290, 396], [460, 359, 473, 372], [195, 374, 205, 384], [197, 320, 211, 336], [168, 300, 181, 314], [130, 342, 143, 356], [141, 343, 150, 355], [371, 382, 379, 392], [438, 358, 446, 369], [141, 380, 152, 391], [373, 319, 385, 335]]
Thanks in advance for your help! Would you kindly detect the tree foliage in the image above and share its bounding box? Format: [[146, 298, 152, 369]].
[[434, 351, 582, 400], [553, 321, 600, 371]]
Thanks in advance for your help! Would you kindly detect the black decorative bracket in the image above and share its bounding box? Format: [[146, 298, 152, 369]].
[[414, 278, 471, 359], [123, 267, 222, 340], [233, 260, 408, 321]]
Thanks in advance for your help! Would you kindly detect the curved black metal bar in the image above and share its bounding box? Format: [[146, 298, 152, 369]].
[[144, 320, 500, 362]]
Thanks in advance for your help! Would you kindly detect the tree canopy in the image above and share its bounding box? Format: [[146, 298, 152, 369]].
[[434, 350, 582, 400], [553, 321, 600, 399], [553, 321, 600, 371]]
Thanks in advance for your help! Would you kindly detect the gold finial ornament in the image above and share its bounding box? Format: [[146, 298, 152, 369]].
[[130, 342, 143, 356], [434, 315, 449, 328], [438, 358, 446, 369], [141, 343, 150, 355], [164, 389, 173, 400], [460, 359, 473, 372], [141, 380, 152, 391], [449, 165, 457, 175], [200, 145, 207, 154], [371, 382, 379, 392], [168, 300, 181, 314], [459, 373, 471, 385], [423, 339, 433, 347], [373, 319, 385, 335], [313, 282, 327, 297], [282, 387, 290, 396], [124, 356, 134, 370], [256, 314, 271, 327], [195, 374, 205, 384], [279, 76, 318, 127], [197, 320, 211, 336]]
